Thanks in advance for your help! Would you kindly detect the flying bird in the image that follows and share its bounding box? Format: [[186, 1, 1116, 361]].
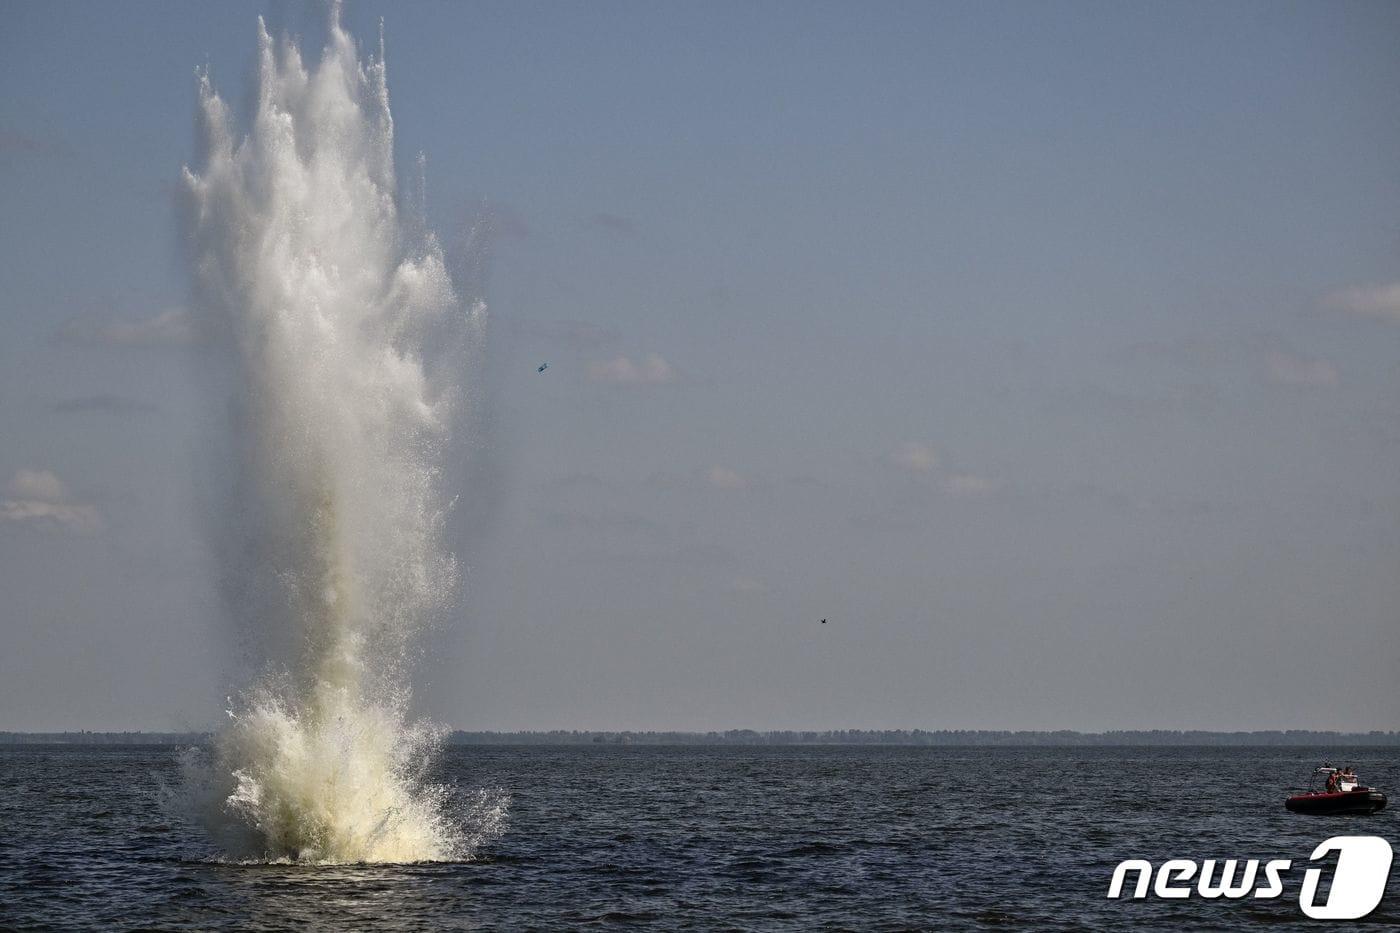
[[537, 362, 549, 373], [820, 618, 827, 624]]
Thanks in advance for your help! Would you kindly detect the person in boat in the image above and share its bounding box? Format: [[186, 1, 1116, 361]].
[[1326, 769, 1340, 793]]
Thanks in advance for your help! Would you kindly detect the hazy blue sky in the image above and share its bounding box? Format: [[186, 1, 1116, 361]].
[[2, 1, 1398, 732]]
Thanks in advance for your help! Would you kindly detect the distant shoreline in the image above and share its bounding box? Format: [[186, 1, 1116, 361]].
[[3, 729, 1398, 747]]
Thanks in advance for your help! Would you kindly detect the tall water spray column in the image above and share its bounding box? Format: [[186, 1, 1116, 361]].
[[179, 11, 476, 863]]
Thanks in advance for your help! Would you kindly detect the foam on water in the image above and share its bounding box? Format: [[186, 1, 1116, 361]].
[[172, 8, 498, 863]]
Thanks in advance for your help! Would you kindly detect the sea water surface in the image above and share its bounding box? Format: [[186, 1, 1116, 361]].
[[1, 744, 1396, 930]]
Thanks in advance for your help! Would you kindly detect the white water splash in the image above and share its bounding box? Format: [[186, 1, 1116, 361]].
[[172, 9, 500, 863]]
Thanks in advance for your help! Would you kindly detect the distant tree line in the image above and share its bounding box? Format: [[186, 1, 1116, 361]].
[[4, 728, 1397, 746], [0, 731, 207, 745], [443, 728, 1400, 747]]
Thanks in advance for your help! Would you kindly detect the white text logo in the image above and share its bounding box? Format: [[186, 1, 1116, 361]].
[[1107, 836, 1393, 920]]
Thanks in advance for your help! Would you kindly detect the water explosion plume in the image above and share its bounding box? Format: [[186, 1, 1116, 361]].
[[174, 11, 495, 862]]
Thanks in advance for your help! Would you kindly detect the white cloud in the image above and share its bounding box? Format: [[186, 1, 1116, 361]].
[[0, 500, 102, 534], [1266, 349, 1338, 388], [0, 469, 101, 533], [889, 442, 939, 474], [587, 353, 675, 385], [1324, 283, 1400, 323], [943, 473, 1000, 497], [58, 308, 195, 346], [7, 468, 68, 502], [886, 442, 999, 497], [705, 465, 748, 490]]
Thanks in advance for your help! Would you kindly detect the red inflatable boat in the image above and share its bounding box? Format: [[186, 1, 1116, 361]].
[[1285, 764, 1387, 815]]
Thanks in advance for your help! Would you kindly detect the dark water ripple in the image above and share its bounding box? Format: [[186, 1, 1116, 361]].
[[0, 745, 1396, 930]]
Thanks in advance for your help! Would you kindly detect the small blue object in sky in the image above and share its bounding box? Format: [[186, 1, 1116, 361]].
[[537, 362, 548, 373]]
